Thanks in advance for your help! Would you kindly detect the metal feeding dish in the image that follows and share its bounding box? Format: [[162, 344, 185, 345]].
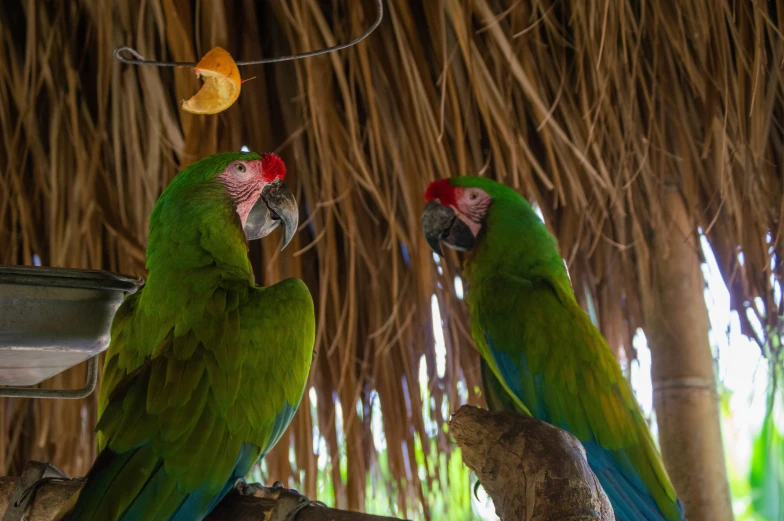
[[0, 266, 142, 399]]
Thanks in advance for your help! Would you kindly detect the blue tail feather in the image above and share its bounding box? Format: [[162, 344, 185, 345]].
[[584, 442, 674, 521], [176, 442, 262, 521], [123, 443, 261, 521], [65, 447, 147, 521], [71, 402, 298, 521]]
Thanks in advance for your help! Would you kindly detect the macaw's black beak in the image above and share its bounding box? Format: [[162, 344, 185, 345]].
[[244, 179, 298, 250], [421, 199, 475, 256]]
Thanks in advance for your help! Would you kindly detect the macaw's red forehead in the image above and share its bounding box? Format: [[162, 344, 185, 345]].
[[261, 153, 286, 181], [424, 178, 457, 206]]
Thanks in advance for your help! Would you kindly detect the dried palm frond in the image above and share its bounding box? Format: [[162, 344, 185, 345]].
[[0, 1, 781, 517]]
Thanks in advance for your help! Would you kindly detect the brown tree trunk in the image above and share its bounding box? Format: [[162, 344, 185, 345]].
[[644, 182, 733, 521]]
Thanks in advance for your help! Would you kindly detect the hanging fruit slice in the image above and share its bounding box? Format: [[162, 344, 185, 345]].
[[181, 46, 241, 114]]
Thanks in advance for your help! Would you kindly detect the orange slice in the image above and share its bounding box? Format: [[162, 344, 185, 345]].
[[181, 46, 241, 114]]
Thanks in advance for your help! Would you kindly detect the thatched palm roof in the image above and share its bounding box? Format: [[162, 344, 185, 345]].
[[1, 0, 781, 517]]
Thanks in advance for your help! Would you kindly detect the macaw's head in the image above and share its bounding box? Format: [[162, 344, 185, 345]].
[[421, 176, 529, 256], [152, 151, 298, 250]]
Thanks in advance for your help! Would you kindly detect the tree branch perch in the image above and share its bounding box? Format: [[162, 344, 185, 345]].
[[449, 405, 614, 521], [3, 407, 615, 521], [0, 474, 407, 521]]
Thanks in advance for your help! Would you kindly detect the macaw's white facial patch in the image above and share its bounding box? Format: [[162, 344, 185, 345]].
[[454, 187, 491, 237], [217, 160, 266, 226]]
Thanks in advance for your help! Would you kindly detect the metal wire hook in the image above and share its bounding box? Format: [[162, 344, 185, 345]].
[[284, 496, 328, 521], [14, 477, 70, 508], [113, 0, 383, 68]]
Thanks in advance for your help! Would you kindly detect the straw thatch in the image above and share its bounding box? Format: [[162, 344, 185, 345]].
[[1, 0, 782, 518]]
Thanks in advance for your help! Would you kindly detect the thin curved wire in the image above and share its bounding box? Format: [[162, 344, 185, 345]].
[[113, 0, 383, 68]]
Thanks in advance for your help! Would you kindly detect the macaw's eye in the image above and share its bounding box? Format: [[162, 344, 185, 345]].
[[470, 191, 478, 200], [236, 163, 246, 173]]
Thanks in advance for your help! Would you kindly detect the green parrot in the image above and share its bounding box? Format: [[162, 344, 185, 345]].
[[421, 176, 686, 521], [59, 151, 315, 521]]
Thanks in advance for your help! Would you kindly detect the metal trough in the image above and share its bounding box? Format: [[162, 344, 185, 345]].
[[0, 266, 142, 399]]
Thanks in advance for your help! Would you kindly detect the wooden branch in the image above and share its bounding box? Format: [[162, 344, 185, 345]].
[[0, 476, 407, 521], [449, 405, 614, 521]]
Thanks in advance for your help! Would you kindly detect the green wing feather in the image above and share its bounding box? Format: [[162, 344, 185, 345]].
[[479, 357, 521, 413], [87, 276, 314, 519], [467, 271, 680, 520]]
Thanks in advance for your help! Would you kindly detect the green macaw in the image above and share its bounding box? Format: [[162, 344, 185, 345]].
[[59, 151, 315, 521], [421, 176, 686, 521]]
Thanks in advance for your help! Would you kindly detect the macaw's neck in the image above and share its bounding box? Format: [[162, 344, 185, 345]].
[[462, 198, 572, 296], [141, 188, 255, 308]]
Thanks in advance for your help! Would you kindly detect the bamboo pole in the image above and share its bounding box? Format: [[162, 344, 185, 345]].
[[644, 182, 733, 521]]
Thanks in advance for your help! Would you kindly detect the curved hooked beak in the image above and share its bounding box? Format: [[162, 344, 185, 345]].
[[421, 200, 475, 256], [243, 179, 298, 250]]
